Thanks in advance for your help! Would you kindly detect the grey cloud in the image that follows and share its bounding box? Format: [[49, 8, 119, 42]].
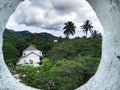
[[29, 0, 53, 10], [51, 0, 82, 12], [13, 0, 101, 31], [41, 25, 61, 30]]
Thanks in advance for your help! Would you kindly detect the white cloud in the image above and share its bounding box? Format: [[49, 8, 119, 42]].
[[6, 0, 103, 37]]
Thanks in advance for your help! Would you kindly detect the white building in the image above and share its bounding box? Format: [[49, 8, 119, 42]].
[[17, 45, 43, 66]]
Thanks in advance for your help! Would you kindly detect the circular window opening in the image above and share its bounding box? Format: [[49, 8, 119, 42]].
[[3, 0, 103, 90]]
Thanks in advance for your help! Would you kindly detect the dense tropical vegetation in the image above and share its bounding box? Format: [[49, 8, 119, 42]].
[[3, 25, 102, 90]]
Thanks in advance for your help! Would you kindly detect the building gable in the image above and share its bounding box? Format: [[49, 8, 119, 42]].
[[20, 52, 40, 59]]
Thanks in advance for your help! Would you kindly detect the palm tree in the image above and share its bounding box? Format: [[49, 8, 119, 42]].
[[91, 30, 98, 38], [63, 21, 76, 39], [81, 20, 93, 36], [91, 30, 102, 38]]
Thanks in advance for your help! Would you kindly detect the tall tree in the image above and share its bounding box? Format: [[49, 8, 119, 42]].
[[91, 30, 98, 38], [63, 21, 76, 39], [3, 42, 19, 68], [91, 30, 102, 38], [81, 20, 93, 36]]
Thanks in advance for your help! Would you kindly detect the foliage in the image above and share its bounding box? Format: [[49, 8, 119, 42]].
[[3, 42, 19, 67], [81, 20, 93, 36], [63, 21, 76, 39], [3, 28, 55, 56], [14, 31, 58, 40], [3, 29, 28, 55], [3, 28, 102, 90], [15, 58, 53, 89], [14, 56, 100, 90], [91, 30, 102, 38], [28, 37, 55, 55], [48, 37, 102, 61]]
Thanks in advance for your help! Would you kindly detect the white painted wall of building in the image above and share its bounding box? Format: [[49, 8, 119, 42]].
[[17, 48, 42, 65], [17, 53, 41, 65]]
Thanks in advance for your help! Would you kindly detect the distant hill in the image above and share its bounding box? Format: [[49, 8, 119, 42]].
[[4, 28, 58, 40], [14, 30, 32, 38]]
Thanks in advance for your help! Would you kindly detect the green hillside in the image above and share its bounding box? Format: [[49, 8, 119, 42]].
[[14, 30, 58, 40], [3, 28, 102, 90]]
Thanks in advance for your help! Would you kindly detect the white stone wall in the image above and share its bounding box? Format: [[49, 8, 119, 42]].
[[18, 50, 42, 65], [0, 0, 39, 89], [18, 53, 41, 65], [1, 0, 120, 90], [76, 0, 120, 90]]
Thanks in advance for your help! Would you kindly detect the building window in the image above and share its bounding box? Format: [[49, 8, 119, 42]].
[[24, 60, 28, 64], [29, 60, 33, 64]]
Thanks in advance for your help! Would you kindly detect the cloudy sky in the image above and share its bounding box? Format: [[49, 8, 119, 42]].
[[6, 0, 103, 38]]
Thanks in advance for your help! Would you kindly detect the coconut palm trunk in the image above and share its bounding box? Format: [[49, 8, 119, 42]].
[[0, 0, 120, 90]]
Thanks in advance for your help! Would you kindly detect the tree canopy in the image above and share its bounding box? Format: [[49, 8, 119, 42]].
[[81, 20, 93, 36], [63, 21, 76, 39]]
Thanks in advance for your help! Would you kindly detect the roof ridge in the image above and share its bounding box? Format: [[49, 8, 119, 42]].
[[23, 45, 38, 52]]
